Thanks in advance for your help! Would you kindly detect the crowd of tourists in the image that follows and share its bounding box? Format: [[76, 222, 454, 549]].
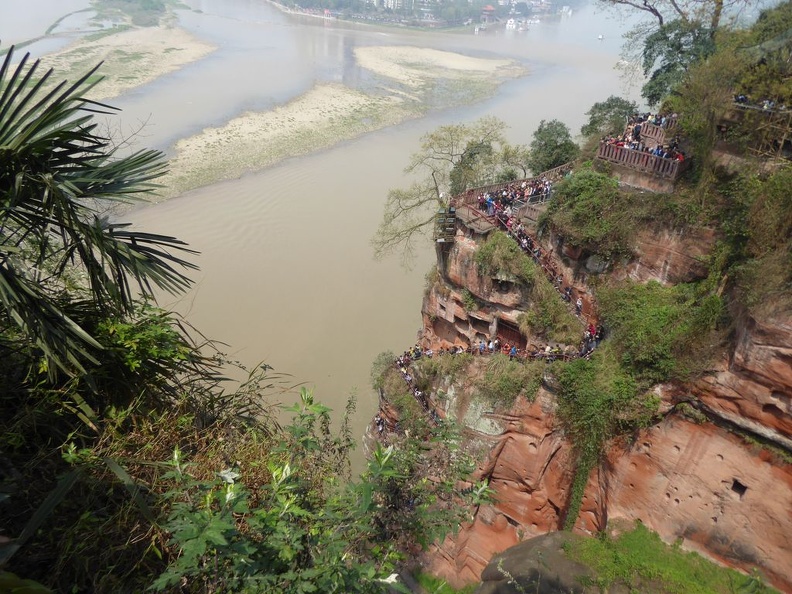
[[599, 111, 686, 162], [601, 133, 687, 162], [476, 176, 554, 219], [628, 111, 678, 130]]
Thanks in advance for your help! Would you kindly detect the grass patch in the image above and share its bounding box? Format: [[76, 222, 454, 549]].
[[565, 522, 778, 593], [597, 280, 725, 384], [414, 571, 477, 594], [474, 354, 543, 409], [414, 353, 473, 391]]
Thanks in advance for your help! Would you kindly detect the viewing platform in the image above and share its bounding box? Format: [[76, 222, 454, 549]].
[[434, 163, 572, 240], [595, 143, 689, 193]]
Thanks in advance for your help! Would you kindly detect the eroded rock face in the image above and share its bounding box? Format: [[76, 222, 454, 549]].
[[692, 315, 792, 445], [417, 224, 792, 593], [577, 418, 792, 592], [617, 226, 716, 285], [424, 390, 577, 588], [549, 226, 716, 286], [426, 409, 792, 593]]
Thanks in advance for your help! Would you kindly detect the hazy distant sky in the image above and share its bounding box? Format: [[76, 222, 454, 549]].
[[0, 0, 92, 46]]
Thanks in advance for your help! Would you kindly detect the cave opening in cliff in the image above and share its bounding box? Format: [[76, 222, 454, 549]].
[[497, 319, 526, 350], [431, 316, 460, 344], [731, 479, 747, 500]]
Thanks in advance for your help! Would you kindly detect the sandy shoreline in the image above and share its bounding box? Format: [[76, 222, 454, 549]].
[[29, 21, 524, 197], [162, 44, 525, 196], [36, 25, 216, 101], [162, 84, 410, 197]]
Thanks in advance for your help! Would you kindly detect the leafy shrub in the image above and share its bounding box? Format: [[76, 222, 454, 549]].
[[474, 231, 531, 284], [461, 289, 478, 312], [543, 170, 631, 259], [414, 353, 473, 385], [371, 351, 397, 390], [555, 345, 659, 528], [518, 273, 581, 345], [597, 280, 724, 384], [729, 166, 792, 318]]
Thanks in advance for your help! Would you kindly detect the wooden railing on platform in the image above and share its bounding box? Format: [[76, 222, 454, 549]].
[[596, 143, 688, 180], [451, 162, 573, 209], [638, 121, 668, 146]]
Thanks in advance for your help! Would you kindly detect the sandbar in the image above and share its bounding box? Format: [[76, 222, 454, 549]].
[[162, 84, 409, 197], [162, 45, 524, 196], [354, 45, 523, 88], [36, 25, 216, 101]]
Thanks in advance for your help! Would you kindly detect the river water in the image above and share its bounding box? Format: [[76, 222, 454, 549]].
[[3, 0, 643, 468]]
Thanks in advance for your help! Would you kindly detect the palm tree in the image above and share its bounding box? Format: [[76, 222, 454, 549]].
[[0, 45, 198, 374]]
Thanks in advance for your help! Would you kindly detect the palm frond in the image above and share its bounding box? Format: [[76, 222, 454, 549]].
[[0, 44, 198, 374]]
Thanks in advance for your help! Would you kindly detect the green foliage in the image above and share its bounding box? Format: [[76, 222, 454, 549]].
[[474, 231, 531, 283], [450, 140, 495, 196], [0, 46, 197, 375], [527, 119, 579, 174], [461, 289, 478, 312], [543, 170, 629, 259], [152, 389, 480, 593], [413, 353, 473, 388], [371, 351, 397, 391], [373, 117, 508, 264], [641, 19, 716, 106], [0, 572, 52, 593], [475, 231, 579, 343], [735, 1, 792, 106], [517, 273, 581, 345], [665, 42, 745, 174], [555, 345, 660, 528], [728, 166, 792, 318], [580, 96, 638, 138], [565, 522, 778, 593], [414, 571, 477, 594], [475, 354, 543, 408], [152, 390, 379, 593], [597, 280, 724, 384]]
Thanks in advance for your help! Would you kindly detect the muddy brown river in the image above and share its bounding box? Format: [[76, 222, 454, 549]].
[[4, 0, 643, 468]]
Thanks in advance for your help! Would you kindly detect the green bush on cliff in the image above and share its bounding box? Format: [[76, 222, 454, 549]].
[[517, 273, 581, 345], [541, 170, 631, 259], [727, 166, 792, 318], [555, 345, 660, 529], [597, 280, 725, 384], [414, 353, 473, 387], [475, 231, 532, 283]]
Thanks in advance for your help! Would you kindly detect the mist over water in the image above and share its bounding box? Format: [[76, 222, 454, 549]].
[[2, 0, 645, 470]]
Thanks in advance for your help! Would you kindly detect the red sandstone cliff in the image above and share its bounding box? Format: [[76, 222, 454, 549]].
[[416, 225, 792, 592]]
